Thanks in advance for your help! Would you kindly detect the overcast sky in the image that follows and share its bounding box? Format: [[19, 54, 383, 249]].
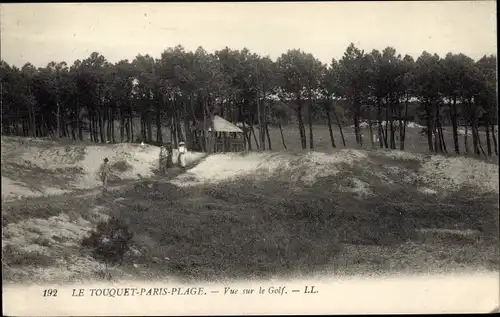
[[1, 1, 497, 68]]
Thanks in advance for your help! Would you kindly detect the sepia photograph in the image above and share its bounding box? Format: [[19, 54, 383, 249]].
[[1, 1, 499, 315]]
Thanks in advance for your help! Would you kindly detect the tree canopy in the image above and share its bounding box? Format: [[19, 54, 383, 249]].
[[1, 44, 497, 156]]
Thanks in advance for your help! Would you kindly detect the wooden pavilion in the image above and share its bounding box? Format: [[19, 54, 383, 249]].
[[191, 115, 246, 153]]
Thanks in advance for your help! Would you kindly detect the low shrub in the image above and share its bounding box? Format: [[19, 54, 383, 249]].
[[111, 160, 132, 173], [81, 217, 134, 269]]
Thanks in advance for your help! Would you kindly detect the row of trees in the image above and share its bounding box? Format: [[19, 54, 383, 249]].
[[1, 44, 497, 156]]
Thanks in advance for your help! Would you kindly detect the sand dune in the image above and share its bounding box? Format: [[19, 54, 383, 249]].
[[172, 149, 499, 194], [2, 136, 498, 202], [1, 137, 204, 201]]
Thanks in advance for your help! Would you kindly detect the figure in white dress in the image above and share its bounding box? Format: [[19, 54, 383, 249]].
[[178, 142, 187, 168]]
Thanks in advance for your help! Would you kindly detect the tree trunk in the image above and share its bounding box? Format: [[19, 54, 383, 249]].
[[36, 120, 42, 137], [353, 115, 362, 147], [106, 107, 112, 142], [389, 101, 395, 149], [22, 117, 26, 137], [33, 109, 37, 137], [56, 100, 61, 138], [183, 97, 193, 149], [436, 104, 446, 153], [206, 102, 217, 153], [278, 119, 287, 150], [64, 123, 70, 139], [331, 101, 346, 147], [384, 100, 389, 148], [120, 105, 125, 143], [464, 124, 469, 154], [476, 125, 486, 156], [182, 110, 191, 148], [28, 107, 35, 137], [147, 110, 153, 144], [433, 118, 439, 154], [296, 98, 307, 149], [90, 111, 95, 142], [202, 102, 207, 152], [325, 102, 336, 148], [472, 119, 479, 155], [140, 113, 144, 142], [250, 124, 260, 150], [262, 96, 272, 151], [400, 96, 409, 151], [156, 97, 164, 145], [368, 118, 375, 149], [450, 96, 460, 154], [439, 123, 447, 154], [94, 113, 99, 142], [107, 107, 112, 142], [256, 91, 265, 150], [265, 123, 272, 151], [377, 100, 384, 148], [353, 99, 362, 146], [27, 117, 31, 137], [97, 109, 104, 143], [89, 112, 93, 142], [390, 119, 395, 149], [142, 112, 147, 142], [307, 92, 314, 150], [485, 123, 492, 156], [490, 123, 498, 155], [242, 121, 252, 151], [175, 106, 184, 143], [172, 113, 178, 149], [425, 101, 434, 152], [128, 101, 133, 143], [111, 107, 116, 143], [397, 105, 403, 150]]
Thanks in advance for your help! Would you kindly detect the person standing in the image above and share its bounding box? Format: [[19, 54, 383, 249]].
[[372, 132, 379, 148], [178, 141, 187, 169], [99, 157, 111, 193], [159, 145, 167, 174]]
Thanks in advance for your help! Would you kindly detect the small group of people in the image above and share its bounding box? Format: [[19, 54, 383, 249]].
[[98, 141, 188, 194], [159, 141, 187, 174]]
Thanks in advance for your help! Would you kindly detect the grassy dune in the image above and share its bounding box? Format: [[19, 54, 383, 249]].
[[0, 136, 205, 201], [2, 138, 498, 284]]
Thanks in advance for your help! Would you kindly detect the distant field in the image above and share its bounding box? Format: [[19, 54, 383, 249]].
[[258, 124, 496, 153]]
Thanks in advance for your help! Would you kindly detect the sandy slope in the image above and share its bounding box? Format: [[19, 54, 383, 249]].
[[172, 150, 367, 185], [2, 136, 498, 202], [1, 137, 204, 201], [172, 149, 499, 195]]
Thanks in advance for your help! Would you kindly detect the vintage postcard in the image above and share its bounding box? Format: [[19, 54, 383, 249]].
[[1, 1, 498, 315]]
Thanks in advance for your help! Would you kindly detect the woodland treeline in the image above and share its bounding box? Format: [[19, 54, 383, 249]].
[[1, 43, 497, 156]]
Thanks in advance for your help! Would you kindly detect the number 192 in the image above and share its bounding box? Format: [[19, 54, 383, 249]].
[[43, 289, 58, 297]]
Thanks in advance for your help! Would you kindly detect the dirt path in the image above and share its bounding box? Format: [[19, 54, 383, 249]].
[[1, 165, 194, 209]]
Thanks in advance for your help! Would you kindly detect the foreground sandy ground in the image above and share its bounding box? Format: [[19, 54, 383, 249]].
[[1, 136, 499, 287]]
